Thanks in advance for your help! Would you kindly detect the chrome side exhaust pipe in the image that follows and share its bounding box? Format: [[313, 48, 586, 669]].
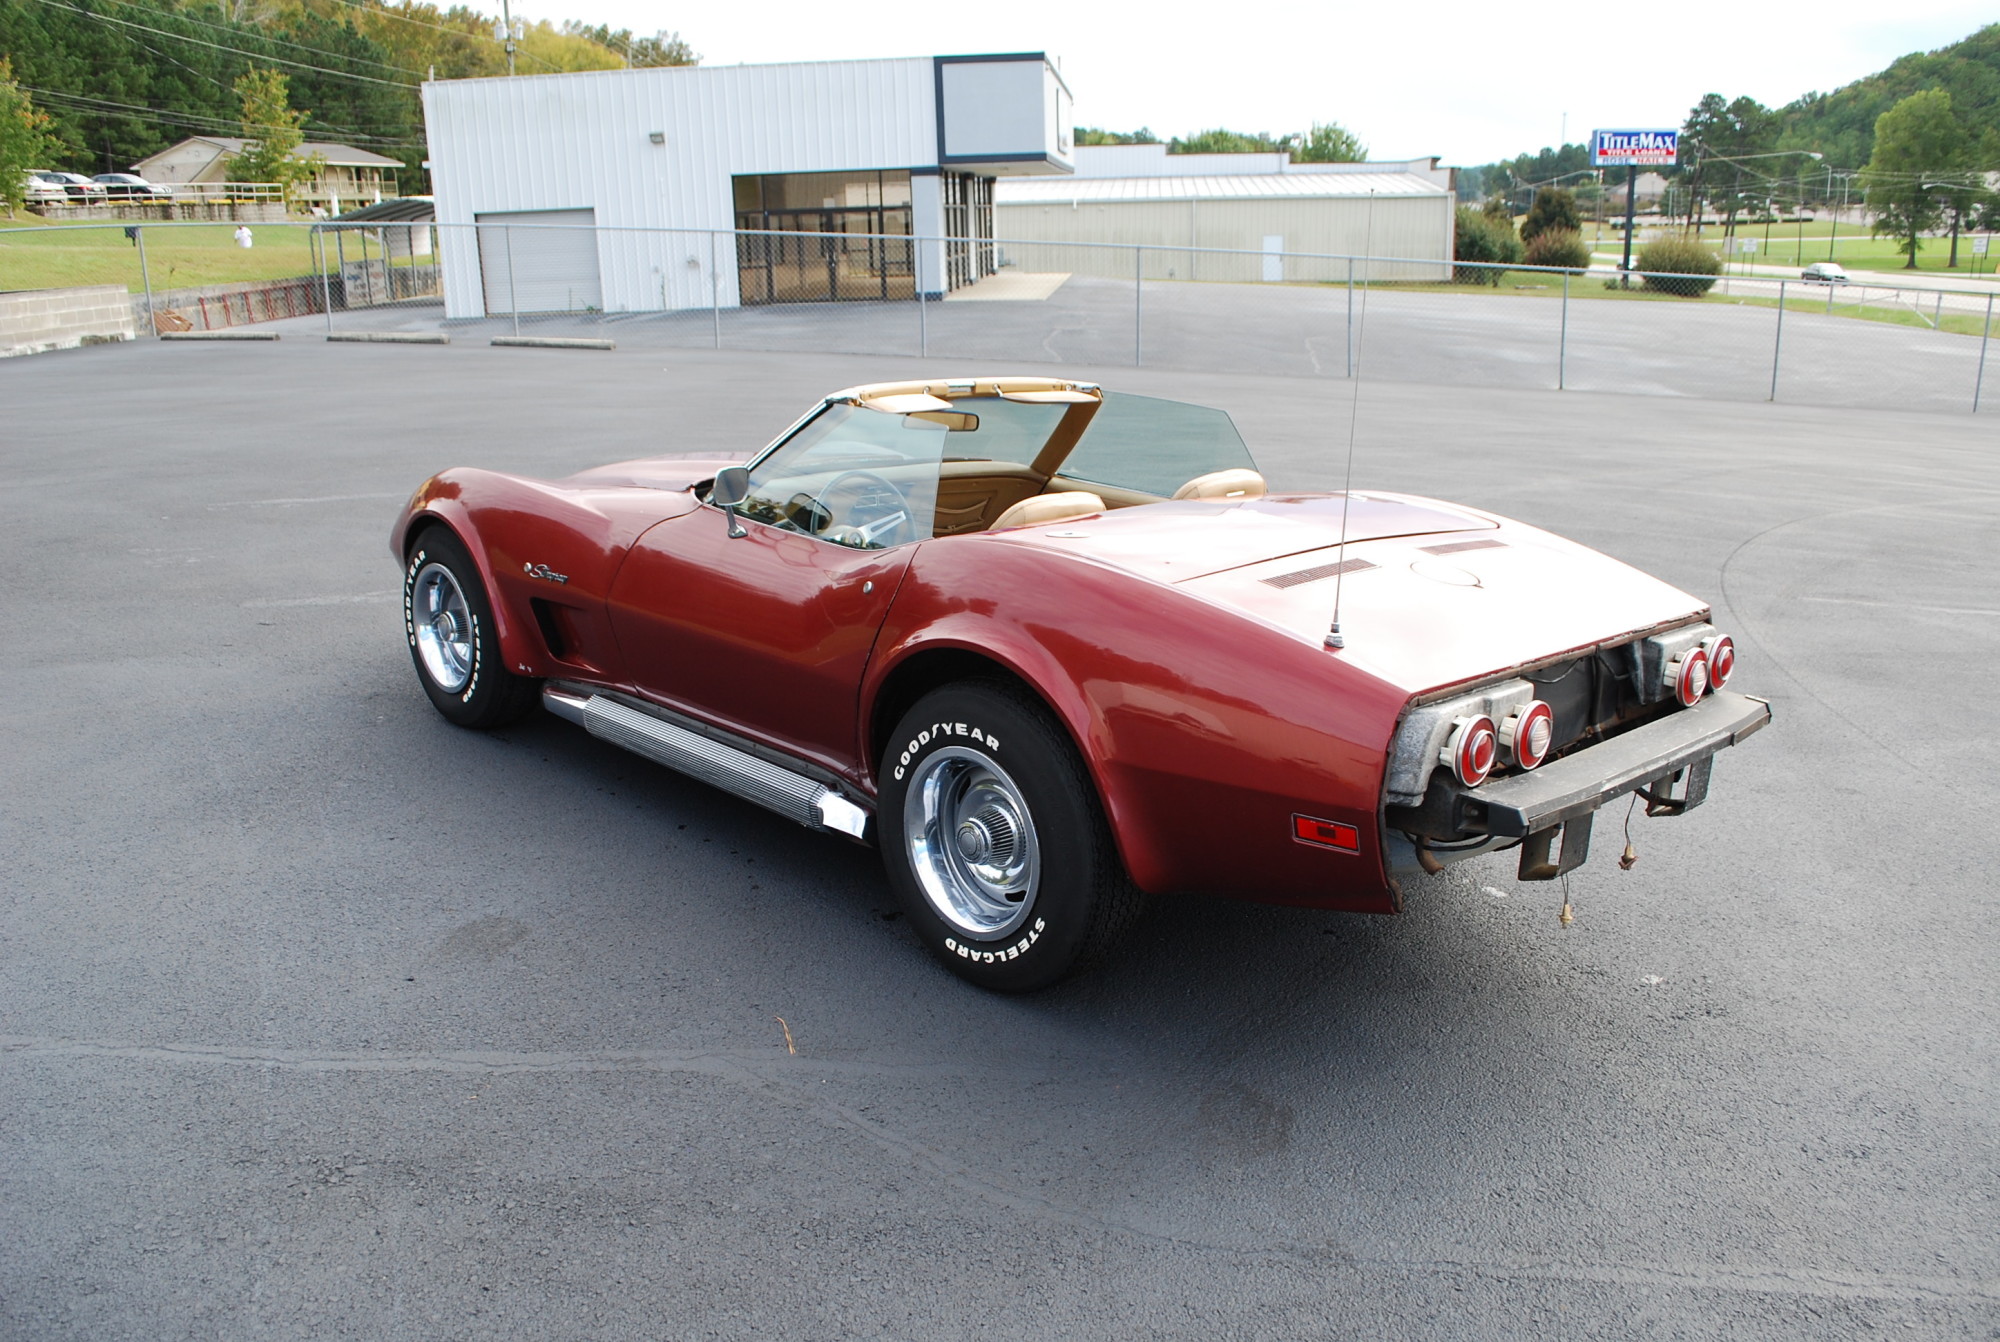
[[542, 686, 871, 841]]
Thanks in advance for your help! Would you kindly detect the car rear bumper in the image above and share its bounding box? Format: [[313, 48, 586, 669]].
[[1468, 690, 1771, 838]]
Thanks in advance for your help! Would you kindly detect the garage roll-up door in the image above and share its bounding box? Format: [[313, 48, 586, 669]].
[[475, 209, 602, 315]]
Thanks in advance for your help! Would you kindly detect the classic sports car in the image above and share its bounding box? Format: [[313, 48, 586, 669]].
[[392, 377, 1769, 990]]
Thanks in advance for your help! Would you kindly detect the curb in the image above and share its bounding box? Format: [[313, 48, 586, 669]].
[[328, 331, 451, 345], [159, 331, 280, 342], [490, 336, 615, 351]]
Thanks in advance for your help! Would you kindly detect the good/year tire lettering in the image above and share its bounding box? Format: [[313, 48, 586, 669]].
[[893, 721, 999, 781]]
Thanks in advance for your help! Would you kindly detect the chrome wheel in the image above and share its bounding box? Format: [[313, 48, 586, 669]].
[[411, 561, 474, 693], [904, 747, 1040, 939]]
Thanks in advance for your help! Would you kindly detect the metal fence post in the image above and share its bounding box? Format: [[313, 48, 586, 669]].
[[1346, 258, 1355, 378], [1558, 269, 1570, 390], [1133, 245, 1143, 368], [505, 225, 520, 337], [917, 243, 928, 358], [316, 226, 333, 332], [1769, 280, 1787, 402], [135, 226, 156, 339], [710, 229, 721, 350], [1976, 293, 1994, 413]]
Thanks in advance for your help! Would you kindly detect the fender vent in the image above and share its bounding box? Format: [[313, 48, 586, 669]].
[[1420, 538, 1507, 555], [1262, 557, 1376, 589]]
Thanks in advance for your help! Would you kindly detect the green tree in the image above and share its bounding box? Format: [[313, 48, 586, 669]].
[[1294, 120, 1365, 162], [1453, 205, 1521, 283], [0, 58, 58, 214], [557, 22, 696, 67], [1169, 128, 1287, 154], [227, 67, 319, 202], [1860, 88, 1972, 267], [1074, 126, 1159, 146], [1680, 93, 1776, 232], [1519, 187, 1582, 242]]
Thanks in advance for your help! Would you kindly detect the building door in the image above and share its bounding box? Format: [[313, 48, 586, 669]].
[[475, 208, 602, 314], [1262, 235, 1285, 283]]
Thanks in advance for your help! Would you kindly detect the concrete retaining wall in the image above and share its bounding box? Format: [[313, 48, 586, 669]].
[[0, 285, 136, 357], [34, 202, 292, 223]]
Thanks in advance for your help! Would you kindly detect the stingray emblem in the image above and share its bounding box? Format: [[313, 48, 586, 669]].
[[523, 562, 569, 584]]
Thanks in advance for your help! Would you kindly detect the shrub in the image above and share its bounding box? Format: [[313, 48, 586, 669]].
[[1637, 235, 1721, 296], [1523, 228, 1590, 273], [1519, 188, 1582, 243], [1454, 206, 1523, 285]]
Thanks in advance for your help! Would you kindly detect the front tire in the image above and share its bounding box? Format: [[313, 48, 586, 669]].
[[402, 526, 539, 729], [879, 681, 1143, 991]]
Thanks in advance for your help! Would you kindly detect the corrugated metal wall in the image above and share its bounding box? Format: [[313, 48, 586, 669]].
[[423, 60, 939, 318], [993, 195, 1452, 283]]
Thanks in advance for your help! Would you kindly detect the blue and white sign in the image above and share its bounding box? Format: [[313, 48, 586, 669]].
[[1591, 128, 1679, 167]]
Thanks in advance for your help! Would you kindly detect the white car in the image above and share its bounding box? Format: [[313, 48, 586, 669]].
[[1801, 261, 1850, 285], [23, 171, 71, 204]]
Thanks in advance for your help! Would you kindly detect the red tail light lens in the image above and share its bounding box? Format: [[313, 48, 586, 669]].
[[1501, 700, 1555, 770], [1441, 715, 1498, 787], [1703, 635, 1735, 689], [1666, 647, 1710, 707]]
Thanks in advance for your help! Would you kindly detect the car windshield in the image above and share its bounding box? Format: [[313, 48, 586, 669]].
[[737, 402, 954, 549], [1059, 392, 1257, 498]]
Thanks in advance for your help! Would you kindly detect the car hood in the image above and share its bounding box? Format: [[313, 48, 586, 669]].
[[993, 493, 1707, 694]]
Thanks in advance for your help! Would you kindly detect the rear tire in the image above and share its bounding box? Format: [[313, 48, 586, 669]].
[[879, 680, 1144, 991], [402, 526, 539, 729]]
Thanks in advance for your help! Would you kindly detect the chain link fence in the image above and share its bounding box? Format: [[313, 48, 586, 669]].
[[6, 218, 1996, 413]]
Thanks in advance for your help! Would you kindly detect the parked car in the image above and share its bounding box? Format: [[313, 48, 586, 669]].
[[391, 378, 1770, 990], [1801, 261, 1850, 285], [92, 173, 172, 199], [22, 172, 69, 204], [30, 171, 107, 202]]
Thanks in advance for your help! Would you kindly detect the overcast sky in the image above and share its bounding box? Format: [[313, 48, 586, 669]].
[[512, 0, 1992, 163]]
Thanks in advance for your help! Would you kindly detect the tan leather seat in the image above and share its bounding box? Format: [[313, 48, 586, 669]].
[[1172, 469, 1267, 501], [988, 491, 1106, 531]]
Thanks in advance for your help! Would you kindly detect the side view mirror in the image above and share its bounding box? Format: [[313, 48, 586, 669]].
[[711, 466, 750, 538], [710, 466, 750, 508]]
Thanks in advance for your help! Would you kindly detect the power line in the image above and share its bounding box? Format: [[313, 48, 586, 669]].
[[28, 0, 420, 88], [79, 0, 426, 77], [24, 83, 416, 147], [306, 0, 576, 76]]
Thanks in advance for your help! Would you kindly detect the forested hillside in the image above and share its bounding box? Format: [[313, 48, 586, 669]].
[[0, 0, 693, 187], [1466, 22, 2000, 200], [1775, 23, 2000, 167]]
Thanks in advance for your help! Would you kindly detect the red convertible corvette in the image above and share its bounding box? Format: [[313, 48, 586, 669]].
[[392, 377, 1769, 989]]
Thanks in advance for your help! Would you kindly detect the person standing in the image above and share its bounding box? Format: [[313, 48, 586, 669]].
[[233, 225, 253, 249]]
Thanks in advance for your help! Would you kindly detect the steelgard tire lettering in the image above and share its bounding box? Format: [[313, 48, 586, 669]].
[[943, 918, 1045, 960]]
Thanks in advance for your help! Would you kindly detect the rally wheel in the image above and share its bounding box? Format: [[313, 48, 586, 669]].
[[878, 680, 1144, 991], [402, 525, 538, 729]]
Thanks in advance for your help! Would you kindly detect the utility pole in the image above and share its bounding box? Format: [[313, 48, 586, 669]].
[[498, 0, 518, 75]]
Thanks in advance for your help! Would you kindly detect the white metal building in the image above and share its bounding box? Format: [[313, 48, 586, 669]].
[[995, 148, 1454, 283], [421, 54, 1073, 318]]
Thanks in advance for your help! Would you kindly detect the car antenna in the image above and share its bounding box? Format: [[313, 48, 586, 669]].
[[1326, 190, 1377, 652]]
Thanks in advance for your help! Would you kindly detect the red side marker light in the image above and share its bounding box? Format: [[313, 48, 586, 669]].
[[1703, 635, 1735, 689], [1293, 814, 1360, 853]]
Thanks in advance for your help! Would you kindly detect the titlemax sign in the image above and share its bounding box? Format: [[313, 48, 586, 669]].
[[1591, 129, 1680, 167]]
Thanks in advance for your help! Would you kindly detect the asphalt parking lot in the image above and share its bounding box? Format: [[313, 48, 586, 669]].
[[3, 337, 1997, 1339]]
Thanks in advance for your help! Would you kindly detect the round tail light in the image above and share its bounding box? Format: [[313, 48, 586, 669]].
[[1441, 715, 1498, 787], [1666, 647, 1710, 707], [1704, 635, 1735, 689], [1501, 700, 1555, 770]]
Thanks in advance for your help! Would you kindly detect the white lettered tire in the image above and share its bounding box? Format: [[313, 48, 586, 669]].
[[878, 681, 1144, 990]]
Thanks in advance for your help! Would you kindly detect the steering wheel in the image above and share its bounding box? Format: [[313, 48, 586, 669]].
[[810, 469, 915, 549]]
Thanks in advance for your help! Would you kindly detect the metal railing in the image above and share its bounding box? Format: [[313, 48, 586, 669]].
[[4, 218, 1996, 414]]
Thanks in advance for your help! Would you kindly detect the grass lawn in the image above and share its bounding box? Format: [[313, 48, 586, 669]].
[[1583, 219, 2000, 278], [0, 218, 341, 293]]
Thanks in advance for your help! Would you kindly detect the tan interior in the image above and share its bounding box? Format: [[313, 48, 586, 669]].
[[988, 491, 1107, 531], [1171, 469, 1267, 501]]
